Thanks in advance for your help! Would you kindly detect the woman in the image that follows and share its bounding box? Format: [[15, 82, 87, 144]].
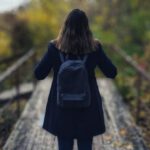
[[34, 8, 117, 150]]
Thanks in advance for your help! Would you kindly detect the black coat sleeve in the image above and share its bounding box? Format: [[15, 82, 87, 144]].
[[34, 43, 54, 80], [96, 43, 117, 78]]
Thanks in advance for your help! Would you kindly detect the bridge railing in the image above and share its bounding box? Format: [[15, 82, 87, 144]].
[[0, 49, 37, 117], [109, 45, 150, 124]]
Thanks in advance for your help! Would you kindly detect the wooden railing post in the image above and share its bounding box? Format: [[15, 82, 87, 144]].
[[32, 51, 37, 88], [14, 68, 21, 117], [135, 73, 142, 124]]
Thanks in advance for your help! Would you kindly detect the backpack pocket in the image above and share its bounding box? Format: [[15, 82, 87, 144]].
[[61, 93, 86, 101]]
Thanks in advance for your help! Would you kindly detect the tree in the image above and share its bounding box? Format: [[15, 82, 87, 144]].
[[10, 19, 33, 54]]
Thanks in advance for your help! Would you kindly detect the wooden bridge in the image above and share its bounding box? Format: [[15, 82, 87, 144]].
[[2, 78, 147, 150], [0, 46, 149, 150]]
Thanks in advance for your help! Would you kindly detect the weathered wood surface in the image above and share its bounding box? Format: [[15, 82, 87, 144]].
[[97, 79, 147, 150], [3, 78, 147, 150], [0, 83, 34, 102]]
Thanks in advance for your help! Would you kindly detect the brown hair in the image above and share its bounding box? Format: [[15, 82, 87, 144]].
[[53, 8, 99, 55]]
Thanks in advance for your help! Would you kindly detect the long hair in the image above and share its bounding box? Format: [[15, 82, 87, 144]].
[[55, 8, 98, 55]]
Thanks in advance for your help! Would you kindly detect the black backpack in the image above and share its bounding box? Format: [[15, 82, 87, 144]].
[[57, 52, 91, 109]]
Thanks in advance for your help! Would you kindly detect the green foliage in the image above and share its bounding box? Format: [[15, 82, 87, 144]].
[[0, 31, 11, 57], [11, 19, 33, 54], [17, 0, 70, 48]]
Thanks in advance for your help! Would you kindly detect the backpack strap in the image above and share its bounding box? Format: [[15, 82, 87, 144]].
[[59, 53, 71, 62], [72, 54, 88, 63], [83, 54, 88, 63]]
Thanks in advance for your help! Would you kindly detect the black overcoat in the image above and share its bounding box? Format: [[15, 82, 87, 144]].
[[34, 41, 117, 139]]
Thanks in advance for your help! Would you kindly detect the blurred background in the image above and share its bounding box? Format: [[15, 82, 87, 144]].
[[0, 0, 150, 149]]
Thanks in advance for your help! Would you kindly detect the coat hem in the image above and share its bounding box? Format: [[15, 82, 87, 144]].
[[42, 126, 106, 139]]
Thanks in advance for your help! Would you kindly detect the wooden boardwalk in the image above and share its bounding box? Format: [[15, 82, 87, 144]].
[[3, 78, 147, 150]]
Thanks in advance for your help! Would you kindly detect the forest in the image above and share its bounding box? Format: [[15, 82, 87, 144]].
[[0, 0, 150, 148]]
